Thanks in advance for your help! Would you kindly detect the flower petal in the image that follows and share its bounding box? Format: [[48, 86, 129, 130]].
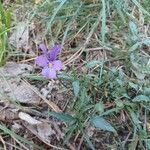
[[49, 44, 61, 61], [39, 43, 47, 53], [36, 55, 49, 67], [42, 67, 56, 79], [52, 60, 62, 71]]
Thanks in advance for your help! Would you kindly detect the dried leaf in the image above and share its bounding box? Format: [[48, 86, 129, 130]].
[[0, 62, 40, 104], [9, 22, 29, 49], [19, 112, 41, 125], [24, 122, 56, 143], [0, 62, 33, 76], [0, 106, 19, 122]]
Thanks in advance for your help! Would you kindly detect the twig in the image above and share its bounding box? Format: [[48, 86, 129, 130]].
[[12, 137, 29, 150], [23, 122, 67, 150], [77, 135, 84, 150], [21, 78, 62, 112], [5, 141, 24, 150], [74, 131, 80, 143], [0, 135, 7, 150]]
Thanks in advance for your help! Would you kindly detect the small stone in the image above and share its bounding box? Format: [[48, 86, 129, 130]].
[[40, 88, 49, 98], [0, 62, 33, 76]]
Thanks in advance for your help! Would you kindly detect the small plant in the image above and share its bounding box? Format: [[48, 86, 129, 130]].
[[0, 2, 11, 66]]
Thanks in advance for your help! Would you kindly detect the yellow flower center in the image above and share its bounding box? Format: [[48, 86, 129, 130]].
[[49, 63, 53, 68]]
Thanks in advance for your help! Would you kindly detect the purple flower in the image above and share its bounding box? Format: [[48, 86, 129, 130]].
[[36, 43, 62, 78]]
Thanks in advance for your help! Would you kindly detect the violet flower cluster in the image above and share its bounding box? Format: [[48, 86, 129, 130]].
[[36, 43, 62, 78]]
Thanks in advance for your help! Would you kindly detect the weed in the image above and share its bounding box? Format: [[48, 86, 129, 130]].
[[0, 0, 150, 149], [0, 2, 12, 66]]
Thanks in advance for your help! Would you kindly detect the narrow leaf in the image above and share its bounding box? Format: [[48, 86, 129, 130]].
[[129, 21, 138, 36], [72, 80, 80, 97], [0, 124, 42, 149], [129, 42, 140, 52], [132, 95, 150, 102], [47, 0, 67, 32], [91, 116, 116, 132], [84, 134, 96, 150], [142, 38, 150, 46], [86, 60, 102, 68], [48, 112, 76, 124], [101, 0, 106, 43]]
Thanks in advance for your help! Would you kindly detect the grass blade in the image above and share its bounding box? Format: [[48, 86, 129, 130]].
[[101, 0, 106, 43], [0, 123, 43, 149], [46, 0, 67, 33], [132, 0, 150, 16]]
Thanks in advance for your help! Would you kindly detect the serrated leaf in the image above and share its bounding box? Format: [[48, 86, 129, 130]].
[[91, 116, 116, 132], [72, 80, 80, 97], [48, 112, 76, 124], [132, 95, 150, 102]]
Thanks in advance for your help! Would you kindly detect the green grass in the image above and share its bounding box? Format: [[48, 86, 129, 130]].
[[0, 123, 43, 149], [0, 2, 11, 66], [0, 0, 150, 149]]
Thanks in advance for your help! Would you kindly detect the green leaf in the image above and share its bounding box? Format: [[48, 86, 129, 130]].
[[143, 88, 150, 96], [58, 72, 73, 80], [91, 116, 116, 132], [84, 134, 96, 150], [142, 38, 150, 46], [5, 9, 12, 29], [115, 100, 124, 108], [48, 112, 76, 124], [46, 0, 67, 32], [132, 70, 145, 80], [129, 82, 138, 91], [129, 42, 140, 52], [101, 107, 121, 116], [95, 102, 104, 114], [86, 60, 102, 69], [128, 134, 138, 150], [129, 21, 138, 36], [0, 123, 43, 149], [64, 124, 77, 144], [128, 108, 141, 125], [147, 139, 150, 149], [101, 0, 106, 43], [132, 95, 150, 102], [72, 80, 80, 97]]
